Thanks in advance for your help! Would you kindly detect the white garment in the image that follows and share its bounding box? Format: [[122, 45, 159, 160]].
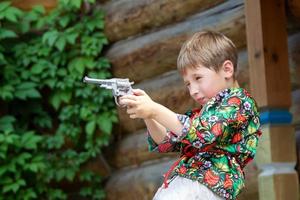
[[153, 176, 224, 200]]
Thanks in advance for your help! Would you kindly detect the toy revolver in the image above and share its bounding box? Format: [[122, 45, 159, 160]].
[[83, 76, 134, 106]]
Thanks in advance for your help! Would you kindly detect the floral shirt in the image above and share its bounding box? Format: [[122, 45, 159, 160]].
[[147, 88, 261, 200]]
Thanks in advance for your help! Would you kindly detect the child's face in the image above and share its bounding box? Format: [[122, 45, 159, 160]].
[[182, 64, 232, 106]]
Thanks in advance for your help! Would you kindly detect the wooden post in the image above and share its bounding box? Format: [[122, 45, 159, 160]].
[[245, 0, 299, 199]]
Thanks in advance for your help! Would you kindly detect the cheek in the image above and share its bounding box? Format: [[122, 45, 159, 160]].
[[200, 81, 219, 97]]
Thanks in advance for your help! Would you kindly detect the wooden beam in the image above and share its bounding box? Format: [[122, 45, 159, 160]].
[[245, 0, 299, 200], [245, 0, 291, 109]]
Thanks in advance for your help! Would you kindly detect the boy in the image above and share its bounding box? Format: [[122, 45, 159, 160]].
[[120, 30, 261, 200]]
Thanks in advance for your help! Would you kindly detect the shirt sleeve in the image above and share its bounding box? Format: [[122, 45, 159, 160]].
[[232, 111, 261, 167], [147, 114, 189, 153]]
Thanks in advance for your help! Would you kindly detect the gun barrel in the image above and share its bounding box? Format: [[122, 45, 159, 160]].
[[83, 76, 107, 84]]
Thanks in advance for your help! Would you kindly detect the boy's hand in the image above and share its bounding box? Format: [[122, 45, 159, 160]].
[[119, 89, 157, 119]]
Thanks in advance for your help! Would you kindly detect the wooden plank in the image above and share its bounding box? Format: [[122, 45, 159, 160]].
[[245, 0, 291, 108]]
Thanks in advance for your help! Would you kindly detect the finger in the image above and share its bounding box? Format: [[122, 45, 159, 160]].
[[119, 99, 137, 107], [120, 94, 138, 101], [132, 89, 146, 96], [126, 107, 136, 115]]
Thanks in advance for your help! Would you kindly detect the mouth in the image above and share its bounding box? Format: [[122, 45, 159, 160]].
[[196, 97, 206, 105]]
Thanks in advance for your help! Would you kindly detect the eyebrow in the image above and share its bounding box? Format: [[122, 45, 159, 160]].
[[192, 73, 203, 77]]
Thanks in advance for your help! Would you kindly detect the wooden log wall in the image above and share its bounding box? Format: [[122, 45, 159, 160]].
[[103, 0, 300, 199], [11, 0, 300, 199]]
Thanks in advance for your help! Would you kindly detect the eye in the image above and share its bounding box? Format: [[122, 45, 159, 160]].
[[195, 76, 202, 81], [185, 82, 190, 88]]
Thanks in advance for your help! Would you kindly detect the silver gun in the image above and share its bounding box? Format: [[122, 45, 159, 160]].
[[83, 76, 134, 106]]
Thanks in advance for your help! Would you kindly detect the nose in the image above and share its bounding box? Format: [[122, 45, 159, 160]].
[[189, 83, 198, 97]]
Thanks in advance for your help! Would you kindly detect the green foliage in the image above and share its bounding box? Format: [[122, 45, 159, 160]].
[[0, 0, 116, 199]]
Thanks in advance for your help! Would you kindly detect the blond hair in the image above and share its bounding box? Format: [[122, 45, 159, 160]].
[[177, 30, 237, 75]]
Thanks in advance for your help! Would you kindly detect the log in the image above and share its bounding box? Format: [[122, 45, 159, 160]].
[[105, 158, 259, 200], [103, 0, 226, 42], [12, 0, 57, 11], [105, 158, 176, 200], [106, 0, 246, 84], [109, 129, 178, 169]]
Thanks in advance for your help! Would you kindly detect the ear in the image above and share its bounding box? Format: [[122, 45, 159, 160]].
[[221, 60, 234, 79]]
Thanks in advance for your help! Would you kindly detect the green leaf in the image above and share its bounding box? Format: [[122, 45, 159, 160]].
[[80, 187, 92, 197], [3, 6, 23, 23], [66, 32, 79, 45], [97, 114, 112, 134], [15, 83, 41, 100], [0, 116, 15, 132], [32, 5, 45, 15], [59, 0, 70, 6], [42, 30, 59, 47], [22, 188, 37, 199], [68, 57, 95, 75], [55, 36, 66, 51], [25, 155, 46, 172], [85, 120, 96, 136], [0, 131, 19, 145], [20, 131, 42, 150], [0, 165, 8, 176], [45, 133, 64, 149], [93, 189, 106, 199], [79, 171, 93, 182], [3, 178, 26, 193], [14, 152, 32, 165], [0, 2, 10, 12], [16, 82, 35, 89], [59, 15, 71, 28], [47, 188, 67, 200], [31, 63, 46, 74], [0, 28, 17, 39], [49, 90, 72, 109], [72, 0, 82, 9], [44, 79, 56, 88], [80, 107, 91, 119]]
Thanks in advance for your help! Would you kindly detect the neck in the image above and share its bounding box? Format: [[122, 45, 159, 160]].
[[233, 80, 239, 87]]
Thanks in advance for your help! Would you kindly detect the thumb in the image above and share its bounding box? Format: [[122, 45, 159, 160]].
[[132, 89, 146, 96]]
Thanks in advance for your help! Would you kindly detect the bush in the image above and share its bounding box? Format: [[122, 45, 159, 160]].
[[0, 0, 116, 199]]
